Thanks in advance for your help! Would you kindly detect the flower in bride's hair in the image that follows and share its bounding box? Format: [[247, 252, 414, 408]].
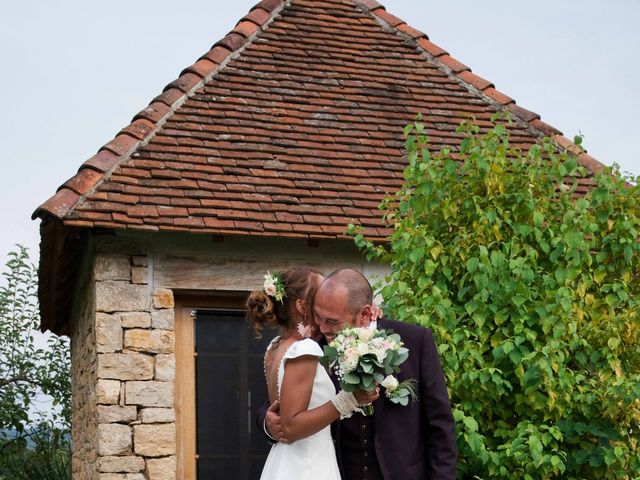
[[263, 271, 286, 302], [264, 283, 277, 297]]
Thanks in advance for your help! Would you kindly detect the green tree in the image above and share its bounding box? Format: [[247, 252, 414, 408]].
[[0, 246, 70, 438], [351, 116, 640, 478]]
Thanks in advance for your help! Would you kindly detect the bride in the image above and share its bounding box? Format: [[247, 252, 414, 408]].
[[246, 267, 378, 480]]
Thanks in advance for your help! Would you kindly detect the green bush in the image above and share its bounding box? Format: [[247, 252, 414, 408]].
[[351, 115, 640, 478], [0, 247, 71, 478], [0, 423, 70, 480]]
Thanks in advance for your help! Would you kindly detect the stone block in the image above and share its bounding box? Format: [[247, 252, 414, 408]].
[[131, 267, 148, 285], [126, 381, 173, 407], [126, 474, 146, 480], [147, 456, 176, 480], [124, 329, 174, 354], [99, 455, 145, 473], [97, 282, 150, 313], [96, 313, 123, 353], [152, 288, 174, 309], [151, 308, 174, 330], [155, 354, 175, 382], [140, 408, 175, 423], [100, 474, 126, 480], [95, 255, 130, 281], [98, 353, 154, 381], [120, 312, 151, 329], [134, 424, 176, 457], [132, 255, 148, 267], [98, 423, 132, 456], [98, 405, 137, 423], [98, 379, 121, 405]]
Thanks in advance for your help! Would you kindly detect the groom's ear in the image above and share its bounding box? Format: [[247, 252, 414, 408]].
[[355, 305, 373, 327]]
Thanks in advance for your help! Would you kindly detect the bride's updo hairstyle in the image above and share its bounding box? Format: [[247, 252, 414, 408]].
[[247, 267, 322, 336]]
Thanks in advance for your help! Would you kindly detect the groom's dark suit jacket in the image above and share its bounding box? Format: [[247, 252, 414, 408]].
[[258, 318, 457, 479]]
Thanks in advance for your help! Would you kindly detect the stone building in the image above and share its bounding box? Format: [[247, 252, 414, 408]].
[[33, 0, 603, 479]]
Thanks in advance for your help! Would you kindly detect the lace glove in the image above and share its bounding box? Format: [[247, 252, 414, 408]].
[[330, 390, 360, 419]]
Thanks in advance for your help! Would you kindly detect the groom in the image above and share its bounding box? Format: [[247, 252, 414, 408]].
[[262, 268, 457, 479]]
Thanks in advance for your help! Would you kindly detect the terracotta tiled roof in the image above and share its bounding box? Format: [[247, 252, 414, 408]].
[[33, 0, 604, 242]]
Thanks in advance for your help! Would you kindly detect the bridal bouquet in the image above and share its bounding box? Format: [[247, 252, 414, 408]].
[[319, 326, 417, 414]]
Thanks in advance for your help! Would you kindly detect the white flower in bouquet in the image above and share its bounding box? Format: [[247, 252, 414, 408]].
[[381, 374, 399, 391], [357, 342, 370, 356], [358, 328, 375, 342], [341, 347, 359, 373]]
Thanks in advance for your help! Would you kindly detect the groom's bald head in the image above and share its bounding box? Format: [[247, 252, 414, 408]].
[[319, 268, 373, 315]]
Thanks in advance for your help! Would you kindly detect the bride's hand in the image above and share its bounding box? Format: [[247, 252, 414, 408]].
[[370, 303, 383, 321], [353, 386, 380, 405]]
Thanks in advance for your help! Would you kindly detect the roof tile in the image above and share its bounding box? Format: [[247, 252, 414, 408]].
[[167, 72, 202, 93], [252, 0, 284, 13], [234, 20, 261, 39], [200, 45, 233, 65], [243, 8, 272, 27], [34, 188, 81, 220], [416, 38, 447, 57], [438, 54, 470, 73], [61, 169, 103, 196], [371, 8, 403, 27], [215, 32, 248, 52], [507, 103, 541, 122], [458, 71, 494, 91], [483, 87, 514, 106], [120, 119, 155, 140], [101, 133, 138, 157], [82, 150, 120, 173], [182, 59, 217, 79], [396, 23, 427, 39], [134, 101, 171, 124]]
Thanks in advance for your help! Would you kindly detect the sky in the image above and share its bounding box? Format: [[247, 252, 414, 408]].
[[1, 0, 639, 265]]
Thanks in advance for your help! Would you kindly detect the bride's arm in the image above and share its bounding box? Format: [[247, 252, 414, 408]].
[[279, 355, 378, 443], [279, 355, 340, 443]]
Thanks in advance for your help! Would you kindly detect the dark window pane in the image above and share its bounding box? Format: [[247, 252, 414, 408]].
[[198, 457, 239, 479], [196, 313, 242, 354], [196, 355, 240, 455]]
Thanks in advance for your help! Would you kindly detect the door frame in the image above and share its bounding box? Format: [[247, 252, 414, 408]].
[[174, 293, 248, 480]]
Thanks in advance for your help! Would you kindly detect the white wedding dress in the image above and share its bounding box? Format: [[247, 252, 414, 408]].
[[260, 337, 341, 480]]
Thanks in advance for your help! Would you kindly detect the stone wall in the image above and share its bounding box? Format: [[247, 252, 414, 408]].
[[93, 253, 176, 480], [71, 271, 98, 479]]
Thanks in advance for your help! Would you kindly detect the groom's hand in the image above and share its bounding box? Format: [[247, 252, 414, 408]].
[[266, 400, 289, 443]]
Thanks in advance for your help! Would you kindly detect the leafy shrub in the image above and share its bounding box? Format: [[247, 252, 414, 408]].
[[351, 115, 640, 478], [0, 423, 70, 480]]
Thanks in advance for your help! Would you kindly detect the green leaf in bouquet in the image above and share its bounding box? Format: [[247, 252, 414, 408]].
[[396, 348, 409, 363], [341, 382, 357, 393], [361, 362, 374, 374], [388, 333, 402, 344], [323, 345, 338, 359], [343, 372, 361, 384], [362, 373, 376, 390]]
